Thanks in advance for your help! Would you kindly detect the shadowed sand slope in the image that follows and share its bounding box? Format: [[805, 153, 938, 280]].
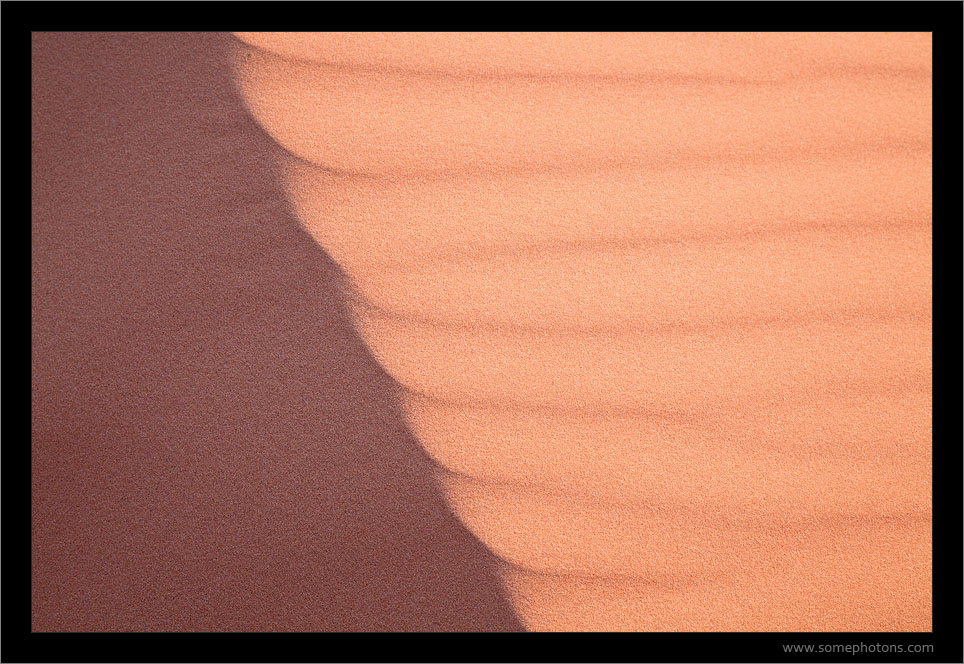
[[233, 32, 932, 632], [31, 32, 523, 632]]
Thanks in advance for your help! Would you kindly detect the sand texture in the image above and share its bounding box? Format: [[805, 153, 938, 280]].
[[233, 32, 932, 632], [31, 32, 522, 632], [31, 32, 931, 633]]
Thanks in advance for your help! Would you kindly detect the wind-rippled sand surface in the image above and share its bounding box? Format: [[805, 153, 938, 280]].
[[234, 32, 932, 632]]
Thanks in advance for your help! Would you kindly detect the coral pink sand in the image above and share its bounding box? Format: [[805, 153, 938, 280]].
[[32, 32, 931, 633], [233, 32, 932, 632]]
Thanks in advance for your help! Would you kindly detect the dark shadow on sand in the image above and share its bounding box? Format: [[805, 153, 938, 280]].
[[31, 31, 523, 632]]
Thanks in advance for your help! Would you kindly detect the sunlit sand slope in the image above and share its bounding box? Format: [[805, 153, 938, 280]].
[[232, 32, 932, 632]]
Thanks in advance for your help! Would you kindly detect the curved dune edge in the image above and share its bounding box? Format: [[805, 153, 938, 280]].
[[279, 149, 932, 272], [340, 225, 931, 331], [348, 299, 931, 413], [402, 389, 932, 514], [497, 557, 931, 632], [232, 32, 932, 631], [231, 42, 931, 175], [233, 32, 931, 81], [438, 470, 930, 580]]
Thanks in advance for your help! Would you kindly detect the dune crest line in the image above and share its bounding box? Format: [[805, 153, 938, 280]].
[[233, 32, 932, 632]]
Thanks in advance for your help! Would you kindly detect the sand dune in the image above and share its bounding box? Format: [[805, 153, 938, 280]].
[[32, 32, 522, 633], [233, 44, 930, 175], [280, 150, 931, 270], [351, 305, 929, 413], [232, 32, 932, 631], [405, 390, 932, 513], [234, 32, 931, 80]]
